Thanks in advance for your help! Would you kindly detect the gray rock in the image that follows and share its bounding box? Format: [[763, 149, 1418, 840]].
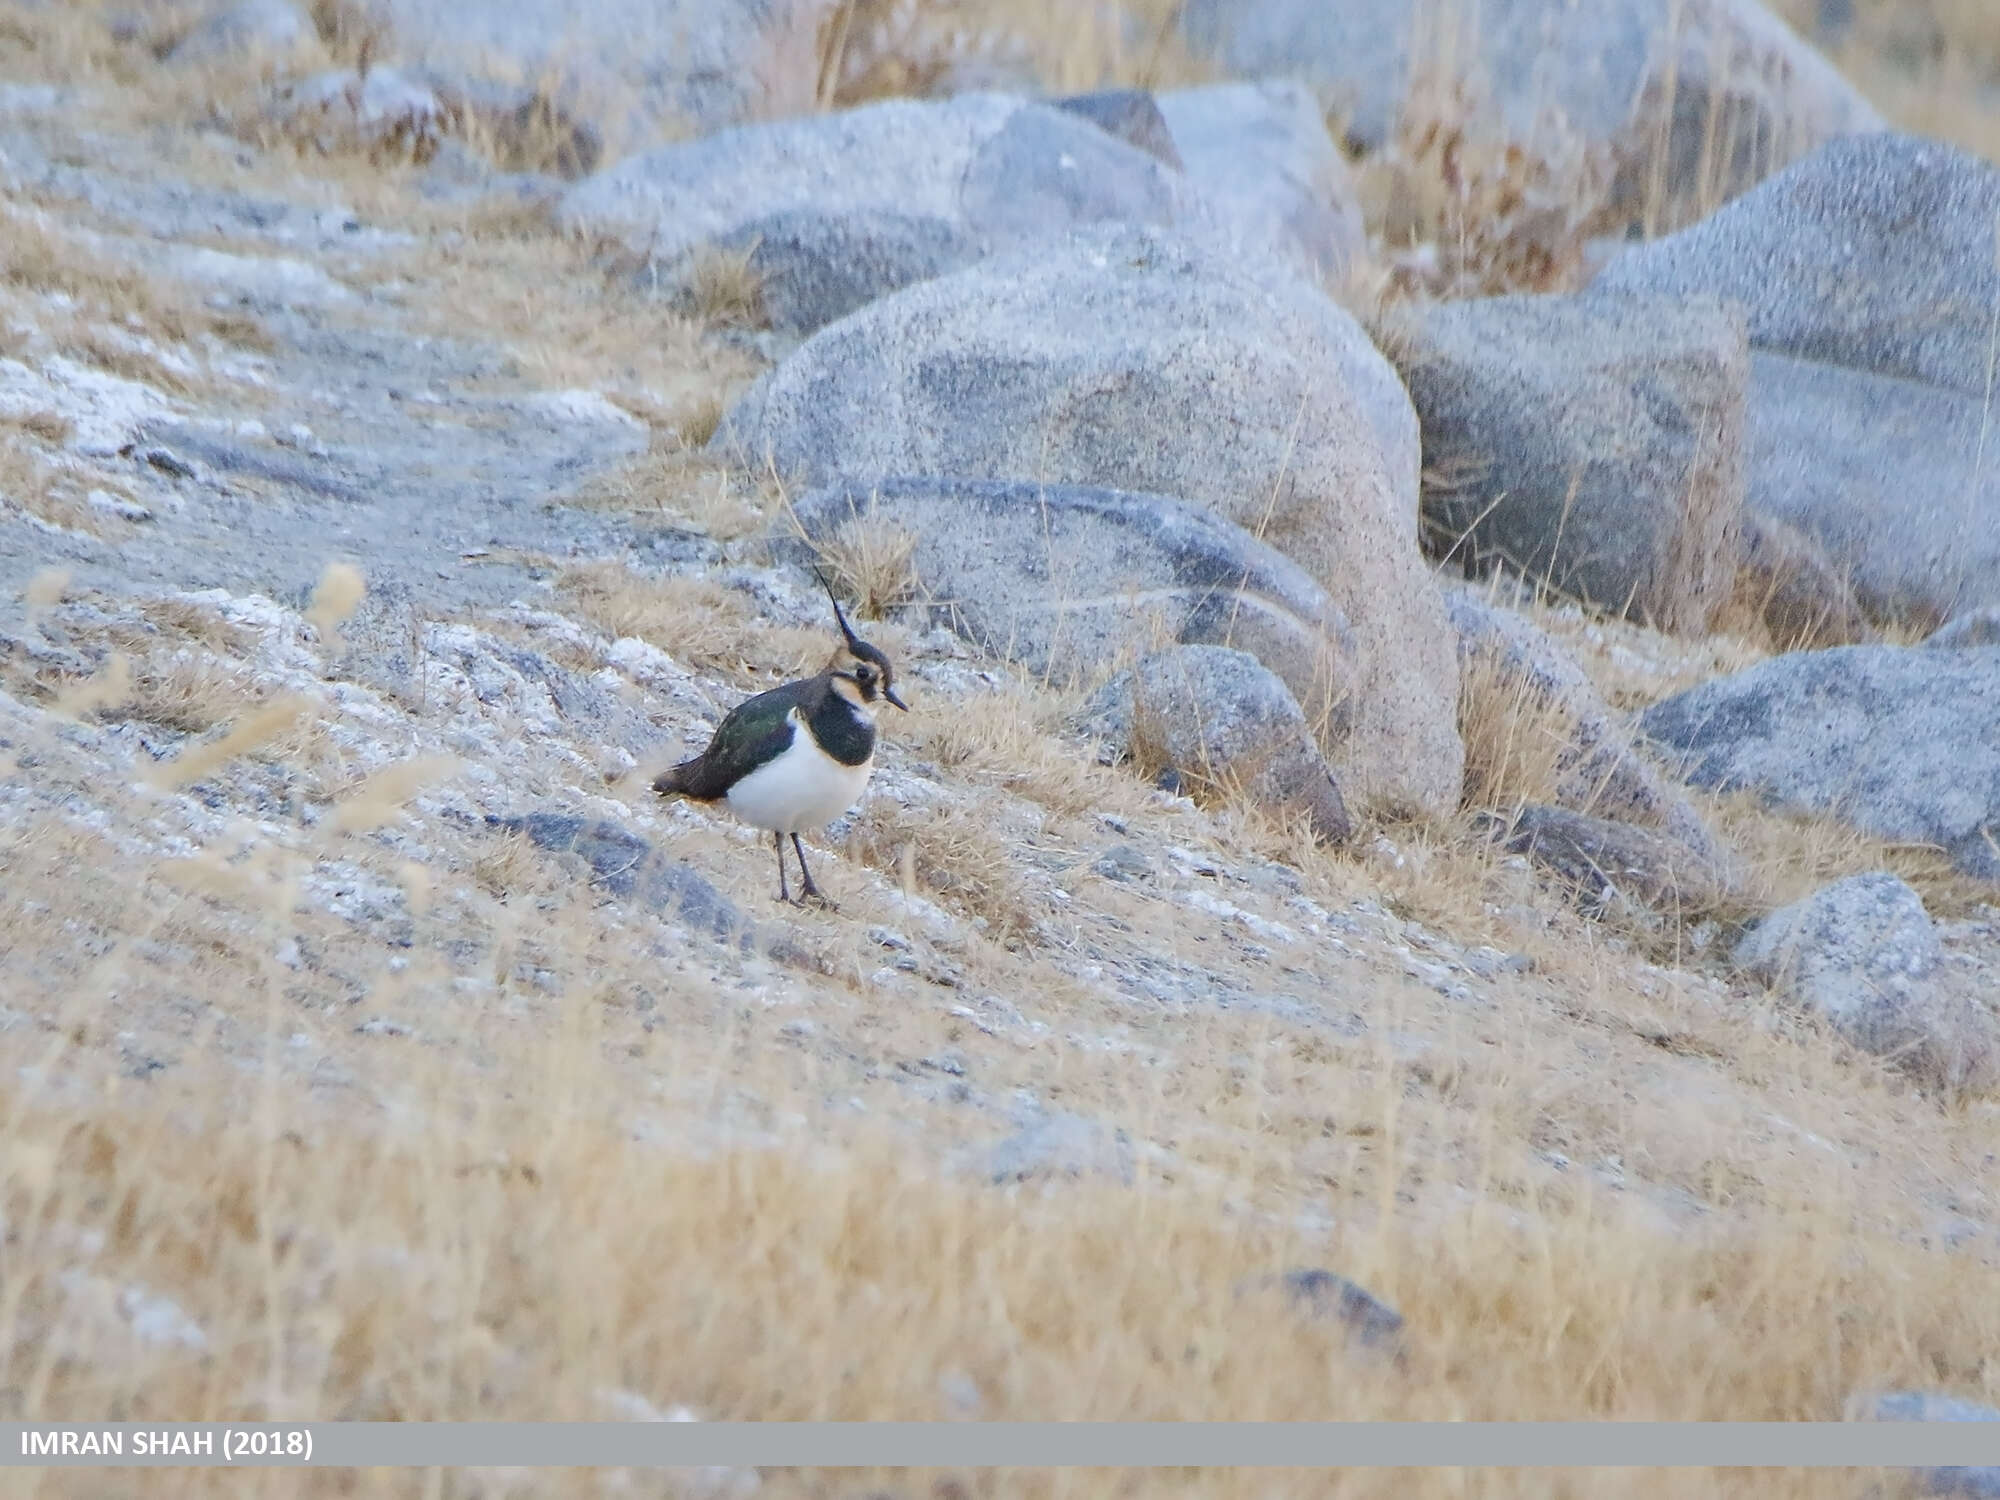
[[1400, 291, 1747, 636], [720, 223, 1462, 817], [1927, 608, 2000, 651], [1597, 134, 2000, 626], [1734, 873, 1999, 1094], [492, 813, 756, 950], [1442, 585, 1736, 873], [1858, 1392, 2000, 1425], [1919, 1468, 2000, 1498], [674, 209, 974, 339], [267, 65, 603, 178], [1080, 645, 1353, 844], [1274, 1269, 1405, 1351], [1598, 135, 2000, 400], [1920, 1466, 2000, 1495], [561, 94, 1198, 336], [361, 0, 826, 145], [785, 476, 1357, 748], [1053, 88, 1183, 169], [1091, 844, 1153, 883], [1640, 644, 2000, 881], [266, 67, 452, 160], [1179, 0, 1881, 225], [1734, 511, 1875, 649], [1156, 79, 1366, 283], [1854, 1392, 2000, 1499], [164, 0, 308, 62], [981, 1108, 1134, 1185], [1488, 803, 1739, 918]]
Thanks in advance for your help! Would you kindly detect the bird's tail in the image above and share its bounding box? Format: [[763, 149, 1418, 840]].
[[651, 756, 700, 797]]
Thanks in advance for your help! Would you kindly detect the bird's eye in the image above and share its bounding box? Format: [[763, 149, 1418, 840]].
[[855, 665, 876, 685]]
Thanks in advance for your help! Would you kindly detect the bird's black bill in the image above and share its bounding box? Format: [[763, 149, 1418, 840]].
[[884, 685, 909, 711]]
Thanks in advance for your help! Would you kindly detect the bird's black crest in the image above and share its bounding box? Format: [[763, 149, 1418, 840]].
[[811, 563, 871, 646], [811, 564, 904, 707]]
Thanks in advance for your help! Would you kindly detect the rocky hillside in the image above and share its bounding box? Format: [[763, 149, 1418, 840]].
[[5, 2, 2000, 1497]]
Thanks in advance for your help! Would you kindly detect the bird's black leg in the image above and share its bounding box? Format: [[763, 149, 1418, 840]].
[[773, 829, 792, 905], [791, 832, 835, 909]]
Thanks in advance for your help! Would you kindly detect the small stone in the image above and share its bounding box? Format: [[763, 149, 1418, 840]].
[[139, 445, 196, 479], [87, 490, 152, 522], [1484, 804, 1737, 918], [1079, 645, 1353, 844], [1092, 844, 1152, 883]]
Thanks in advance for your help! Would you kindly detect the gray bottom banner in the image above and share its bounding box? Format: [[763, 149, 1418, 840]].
[[6, 1423, 2000, 1468]]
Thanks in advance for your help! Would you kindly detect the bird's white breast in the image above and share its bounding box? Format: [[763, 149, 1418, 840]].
[[723, 709, 874, 834]]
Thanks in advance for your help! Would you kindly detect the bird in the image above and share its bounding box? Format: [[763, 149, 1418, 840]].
[[651, 568, 907, 908]]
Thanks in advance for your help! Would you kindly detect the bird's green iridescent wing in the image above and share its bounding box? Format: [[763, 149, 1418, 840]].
[[672, 679, 818, 798]]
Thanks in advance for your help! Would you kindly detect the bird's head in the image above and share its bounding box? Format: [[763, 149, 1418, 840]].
[[815, 567, 908, 713]]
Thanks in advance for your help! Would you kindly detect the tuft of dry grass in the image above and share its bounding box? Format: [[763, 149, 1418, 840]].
[[1699, 789, 1997, 920], [799, 512, 922, 621], [817, 0, 1211, 107], [472, 826, 550, 898], [0, 437, 95, 535], [556, 561, 829, 683], [110, 652, 278, 736], [135, 595, 250, 654], [839, 795, 1042, 942], [1454, 645, 1574, 815], [570, 433, 772, 538], [683, 239, 768, 329], [1357, 68, 1616, 303]]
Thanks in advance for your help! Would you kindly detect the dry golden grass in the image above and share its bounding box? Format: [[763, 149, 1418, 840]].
[[556, 562, 832, 683], [1, 188, 271, 403], [356, 207, 759, 438], [839, 795, 1042, 941], [571, 429, 771, 537], [9, 604, 2000, 1486], [1774, 0, 2000, 162], [134, 594, 250, 653]]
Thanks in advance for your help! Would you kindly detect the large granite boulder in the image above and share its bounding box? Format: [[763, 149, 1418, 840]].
[[786, 477, 1357, 740], [1401, 292, 1747, 635], [1598, 134, 2000, 629], [1641, 644, 2000, 880], [561, 93, 1202, 335], [1155, 79, 1366, 284], [1178, 0, 1881, 227], [720, 224, 1463, 816]]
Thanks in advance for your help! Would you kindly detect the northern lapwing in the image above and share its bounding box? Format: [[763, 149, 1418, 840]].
[[651, 569, 907, 907]]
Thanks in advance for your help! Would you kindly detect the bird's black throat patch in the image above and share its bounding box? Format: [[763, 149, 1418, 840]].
[[808, 692, 876, 767]]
